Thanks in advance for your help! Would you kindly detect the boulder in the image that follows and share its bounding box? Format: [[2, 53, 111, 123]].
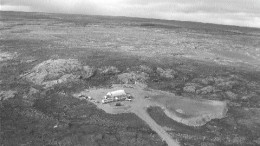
[[28, 87, 39, 96], [217, 81, 239, 90], [156, 67, 177, 79], [213, 77, 226, 84], [201, 76, 215, 85], [99, 66, 120, 75], [118, 72, 149, 84], [241, 92, 256, 101], [198, 86, 215, 94], [42, 80, 59, 89], [81, 66, 95, 79], [241, 96, 249, 101], [183, 83, 201, 93], [183, 86, 196, 93], [225, 91, 237, 100], [139, 65, 153, 73], [23, 87, 39, 104]]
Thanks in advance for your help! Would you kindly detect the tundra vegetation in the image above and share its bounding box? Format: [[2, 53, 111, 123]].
[[1, 11, 260, 146]]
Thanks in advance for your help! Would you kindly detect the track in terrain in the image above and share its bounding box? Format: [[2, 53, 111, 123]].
[[134, 108, 180, 146]]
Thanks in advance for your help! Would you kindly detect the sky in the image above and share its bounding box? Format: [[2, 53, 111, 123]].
[[1, 0, 260, 28]]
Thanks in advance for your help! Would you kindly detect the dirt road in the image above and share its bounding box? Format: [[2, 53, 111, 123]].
[[133, 108, 180, 146]]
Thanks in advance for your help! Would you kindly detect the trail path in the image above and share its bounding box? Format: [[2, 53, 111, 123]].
[[133, 108, 179, 146], [128, 86, 180, 146]]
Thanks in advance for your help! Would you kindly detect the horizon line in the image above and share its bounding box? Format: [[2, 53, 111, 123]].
[[1, 10, 260, 29]]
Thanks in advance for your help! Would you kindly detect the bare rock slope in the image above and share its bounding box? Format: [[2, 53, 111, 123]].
[[22, 59, 94, 88]]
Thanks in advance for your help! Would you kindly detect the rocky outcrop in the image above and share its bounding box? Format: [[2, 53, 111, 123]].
[[81, 66, 96, 79], [23, 59, 81, 84], [0, 90, 16, 101], [99, 66, 120, 75], [183, 83, 201, 93], [0, 51, 17, 62], [183, 86, 196, 93], [199, 76, 215, 85], [28, 87, 39, 96], [118, 72, 149, 84], [216, 80, 239, 91], [192, 75, 240, 91], [197, 86, 215, 95], [139, 65, 153, 73], [156, 67, 177, 79], [42, 74, 79, 88], [22, 59, 95, 88], [241, 92, 256, 101], [225, 91, 237, 100]]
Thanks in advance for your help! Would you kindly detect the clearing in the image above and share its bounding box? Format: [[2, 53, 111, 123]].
[[74, 83, 227, 146]]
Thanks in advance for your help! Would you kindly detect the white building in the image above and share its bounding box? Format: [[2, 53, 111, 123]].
[[104, 90, 126, 99], [106, 90, 126, 97], [102, 90, 131, 104]]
